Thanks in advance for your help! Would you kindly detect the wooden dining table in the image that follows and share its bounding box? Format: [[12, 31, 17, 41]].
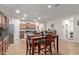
[[29, 35, 59, 55]]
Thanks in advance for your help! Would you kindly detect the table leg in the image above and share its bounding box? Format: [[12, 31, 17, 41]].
[[32, 40, 34, 55], [26, 40, 28, 55], [57, 36, 59, 53], [38, 43, 40, 55]]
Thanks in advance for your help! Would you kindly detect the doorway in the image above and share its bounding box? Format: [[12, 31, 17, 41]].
[[65, 24, 68, 38], [62, 20, 69, 39]]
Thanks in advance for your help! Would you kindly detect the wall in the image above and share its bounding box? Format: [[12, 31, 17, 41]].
[[73, 15, 79, 41], [46, 15, 79, 42], [62, 18, 74, 39], [46, 19, 63, 39], [39, 23, 44, 32], [36, 22, 44, 32]]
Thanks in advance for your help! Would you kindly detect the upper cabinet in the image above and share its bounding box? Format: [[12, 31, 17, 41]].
[[20, 22, 36, 30], [1, 16, 5, 27], [0, 14, 9, 28], [4, 16, 9, 24], [20, 23, 26, 30], [30, 23, 36, 29], [26, 23, 36, 29], [0, 15, 2, 27]]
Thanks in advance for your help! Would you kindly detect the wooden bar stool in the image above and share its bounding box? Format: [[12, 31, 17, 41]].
[[39, 34, 53, 55], [26, 35, 41, 55]]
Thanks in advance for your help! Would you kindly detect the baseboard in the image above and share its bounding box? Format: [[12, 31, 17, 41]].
[[60, 38, 79, 43]]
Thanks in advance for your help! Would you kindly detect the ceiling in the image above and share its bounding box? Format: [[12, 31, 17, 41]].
[[0, 4, 79, 23]]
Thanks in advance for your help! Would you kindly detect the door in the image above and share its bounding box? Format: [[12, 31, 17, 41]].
[[65, 24, 68, 38]]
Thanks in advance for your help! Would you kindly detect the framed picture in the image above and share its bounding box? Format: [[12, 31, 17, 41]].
[[77, 20, 79, 25]]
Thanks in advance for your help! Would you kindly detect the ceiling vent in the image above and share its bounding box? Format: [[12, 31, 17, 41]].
[[54, 4, 60, 7]]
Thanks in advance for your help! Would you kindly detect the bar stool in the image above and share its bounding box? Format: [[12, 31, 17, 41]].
[[39, 34, 53, 55], [26, 35, 41, 55]]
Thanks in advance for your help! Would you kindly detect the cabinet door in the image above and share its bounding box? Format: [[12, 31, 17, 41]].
[[4, 16, 9, 25], [5, 38, 9, 50], [1, 16, 5, 27], [4, 36, 9, 53], [0, 46, 2, 55], [0, 41, 2, 55], [26, 23, 31, 29], [20, 24, 26, 30], [20, 31, 24, 38], [0, 15, 2, 27], [31, 24, 36, 29], [2, 43, 6, 54]]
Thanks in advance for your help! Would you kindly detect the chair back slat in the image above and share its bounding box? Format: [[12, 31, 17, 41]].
[[45, 34, 52, 43]]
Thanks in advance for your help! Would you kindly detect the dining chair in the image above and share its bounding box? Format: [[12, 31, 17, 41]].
[[51, 35, 56, 49], [26, 35, 41, 55], [47, 32, 56, 49], [39, 34, 53, 55]]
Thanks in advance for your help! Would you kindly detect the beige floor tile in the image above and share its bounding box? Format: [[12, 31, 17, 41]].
[[6, 39, 79, 55]]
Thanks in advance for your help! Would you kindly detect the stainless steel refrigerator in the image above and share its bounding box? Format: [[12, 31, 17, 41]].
[[8, 24, 14, 44]]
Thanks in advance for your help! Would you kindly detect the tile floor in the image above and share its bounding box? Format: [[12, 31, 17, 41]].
[[6, 39, 79, 55]]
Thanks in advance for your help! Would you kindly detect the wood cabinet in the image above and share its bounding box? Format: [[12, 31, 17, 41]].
[[3, 36, 9, 54], [26, 23, 31, 29], [0, 14, 10, 55], [0, 15, 9, 28], [26, 23, 36, 29], [20, 23, 26, 30], [1, 16, 5, 27], [20, 23, 36, 30], [0, 40, 2, 54], [20, 23, 36, 39], [20, 31, 24, 38], [0, 15, 2, 27], [31, 24, 36, 29], [0, 36, 9, 55]]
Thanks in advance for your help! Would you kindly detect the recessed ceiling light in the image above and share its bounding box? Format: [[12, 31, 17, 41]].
[[38, 17, 40, 20], [24, 14, 27, 17], [48, 5, 52, 8], [16, 9, 20, 14]]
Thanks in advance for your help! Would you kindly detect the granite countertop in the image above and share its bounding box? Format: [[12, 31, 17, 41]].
[[20, 30, 26, 31]]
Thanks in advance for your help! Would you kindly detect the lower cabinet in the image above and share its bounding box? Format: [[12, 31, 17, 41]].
[[0, 36, 10, 55], [0, 41, 2, 55], [20, 31, 24, 38]]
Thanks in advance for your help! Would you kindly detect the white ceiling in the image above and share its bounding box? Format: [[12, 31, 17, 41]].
[[0, 4, 79, 23]]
